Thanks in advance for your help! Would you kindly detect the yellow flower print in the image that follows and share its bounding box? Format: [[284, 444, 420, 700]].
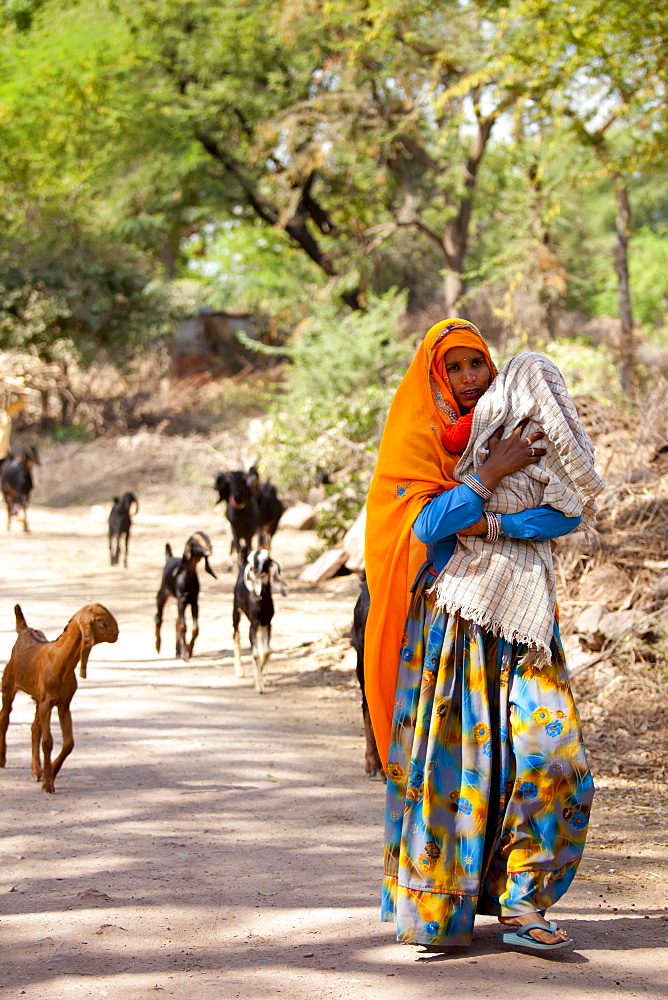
[[407, 785, 422, 803], [418, 854, 435, 874], [472, 722, 490, 744], [532, 706, 552, 725], [424, 839, 441, 859], [387, 762, 405, 782], [556, 710, 566, 719], [422, 669, 436, 687]]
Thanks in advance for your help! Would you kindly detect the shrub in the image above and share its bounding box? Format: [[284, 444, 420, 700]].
[[260, 289, 413, 544]]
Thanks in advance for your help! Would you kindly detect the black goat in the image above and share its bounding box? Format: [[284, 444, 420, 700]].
[[214, 469, 259, 569], [155, 532, 217, 661], [108, 492, 139, 567], [2, 444, 40, 533], [351, 576, 384, 780], [233, 548, 287, 693]]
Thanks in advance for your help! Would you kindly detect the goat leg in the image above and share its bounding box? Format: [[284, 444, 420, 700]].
[[232, 604, 244, 677], [186, 599, 199, 660], [176, 622, 186, 660], [123, 532, 129, 569], [0, 686, 15, 768], [30, 710, 43, 780], [187, 623, 199, 660], [52, 701, 75, 779], [38, 703, 56, 793], [154, 592, 167, 654], [250, 623, 267, 694], [362, 698, 384, 780], [21, 500, 29, 533]]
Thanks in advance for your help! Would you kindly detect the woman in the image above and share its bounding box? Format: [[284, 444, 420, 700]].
[[365, 319, 603, 953]]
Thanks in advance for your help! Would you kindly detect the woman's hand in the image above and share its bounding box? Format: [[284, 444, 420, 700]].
[[477, 421, 546, 492], [457, 515, 488, 537]]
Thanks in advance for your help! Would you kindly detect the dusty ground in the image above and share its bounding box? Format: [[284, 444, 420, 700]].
[[1, 489, 667, 1000]]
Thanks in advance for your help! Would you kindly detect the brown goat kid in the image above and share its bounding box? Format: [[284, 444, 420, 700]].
[[0, 603, 119, 793]]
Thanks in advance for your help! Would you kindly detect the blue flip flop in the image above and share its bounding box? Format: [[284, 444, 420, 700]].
[[500, 921, 574, 953]]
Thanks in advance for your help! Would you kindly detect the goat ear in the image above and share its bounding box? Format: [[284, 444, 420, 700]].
[[78, 614, 96, 679], [271, 561, 288, 596], [204, 556, 218, 579]]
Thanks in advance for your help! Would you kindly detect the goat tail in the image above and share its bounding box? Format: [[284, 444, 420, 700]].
[[165, 542, 173, 559], [14, 603, 27, 631]]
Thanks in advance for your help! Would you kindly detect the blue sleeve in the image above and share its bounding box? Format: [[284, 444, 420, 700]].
[[413, 481, 484, 544], [500, 506, 582, 541]]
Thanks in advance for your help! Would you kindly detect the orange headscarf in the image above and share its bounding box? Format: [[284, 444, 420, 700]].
[[364, 318, 496, 766]]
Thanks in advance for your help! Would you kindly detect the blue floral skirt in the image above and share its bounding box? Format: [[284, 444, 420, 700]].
[[382, 564, 594, 947]]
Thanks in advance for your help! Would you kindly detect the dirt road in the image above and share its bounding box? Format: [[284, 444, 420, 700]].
[[1, 502, 667, 1000]]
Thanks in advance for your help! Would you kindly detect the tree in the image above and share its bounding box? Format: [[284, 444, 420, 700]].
[[0, 210, 171, 363], [494, 0, 668, 386], [5, 0, 527, 311]]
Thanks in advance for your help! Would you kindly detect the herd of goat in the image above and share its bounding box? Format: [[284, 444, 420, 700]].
[[1, 454, 382, 792]]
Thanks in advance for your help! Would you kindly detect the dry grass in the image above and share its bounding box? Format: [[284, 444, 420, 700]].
[[556, 390, 668, 790]]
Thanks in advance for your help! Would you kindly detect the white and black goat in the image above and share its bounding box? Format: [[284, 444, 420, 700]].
[[232, 548, 286, 693], [155, 532, 217, 661]]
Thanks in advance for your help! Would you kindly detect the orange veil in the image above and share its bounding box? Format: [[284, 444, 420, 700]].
[[364, 318, 496, 766]]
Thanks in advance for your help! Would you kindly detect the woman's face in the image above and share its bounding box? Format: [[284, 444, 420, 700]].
[[443, 346, 491, 413]]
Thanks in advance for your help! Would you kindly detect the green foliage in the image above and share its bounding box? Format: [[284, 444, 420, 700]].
[[0, 212, 172, 362], [260, 289, 412, 543], [287, 290, 412, 427], [590, 229, 668, 327], [316, 476, 370, 549], [498, 336, 620, 404], [184, 222, 325, 331], [0, 0, 666, 375], [51, 423, 94, 443]]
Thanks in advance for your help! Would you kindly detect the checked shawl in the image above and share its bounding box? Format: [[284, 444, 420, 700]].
[[433, 353, 606, 665]]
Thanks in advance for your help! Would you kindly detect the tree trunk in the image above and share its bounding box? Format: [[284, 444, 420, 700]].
[[443, 264, 465, 316], [613, 181, 636, 391], [441, 111, 495, 316]]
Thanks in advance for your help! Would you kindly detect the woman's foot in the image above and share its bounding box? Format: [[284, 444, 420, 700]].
[[499, 913, 570, 946]]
